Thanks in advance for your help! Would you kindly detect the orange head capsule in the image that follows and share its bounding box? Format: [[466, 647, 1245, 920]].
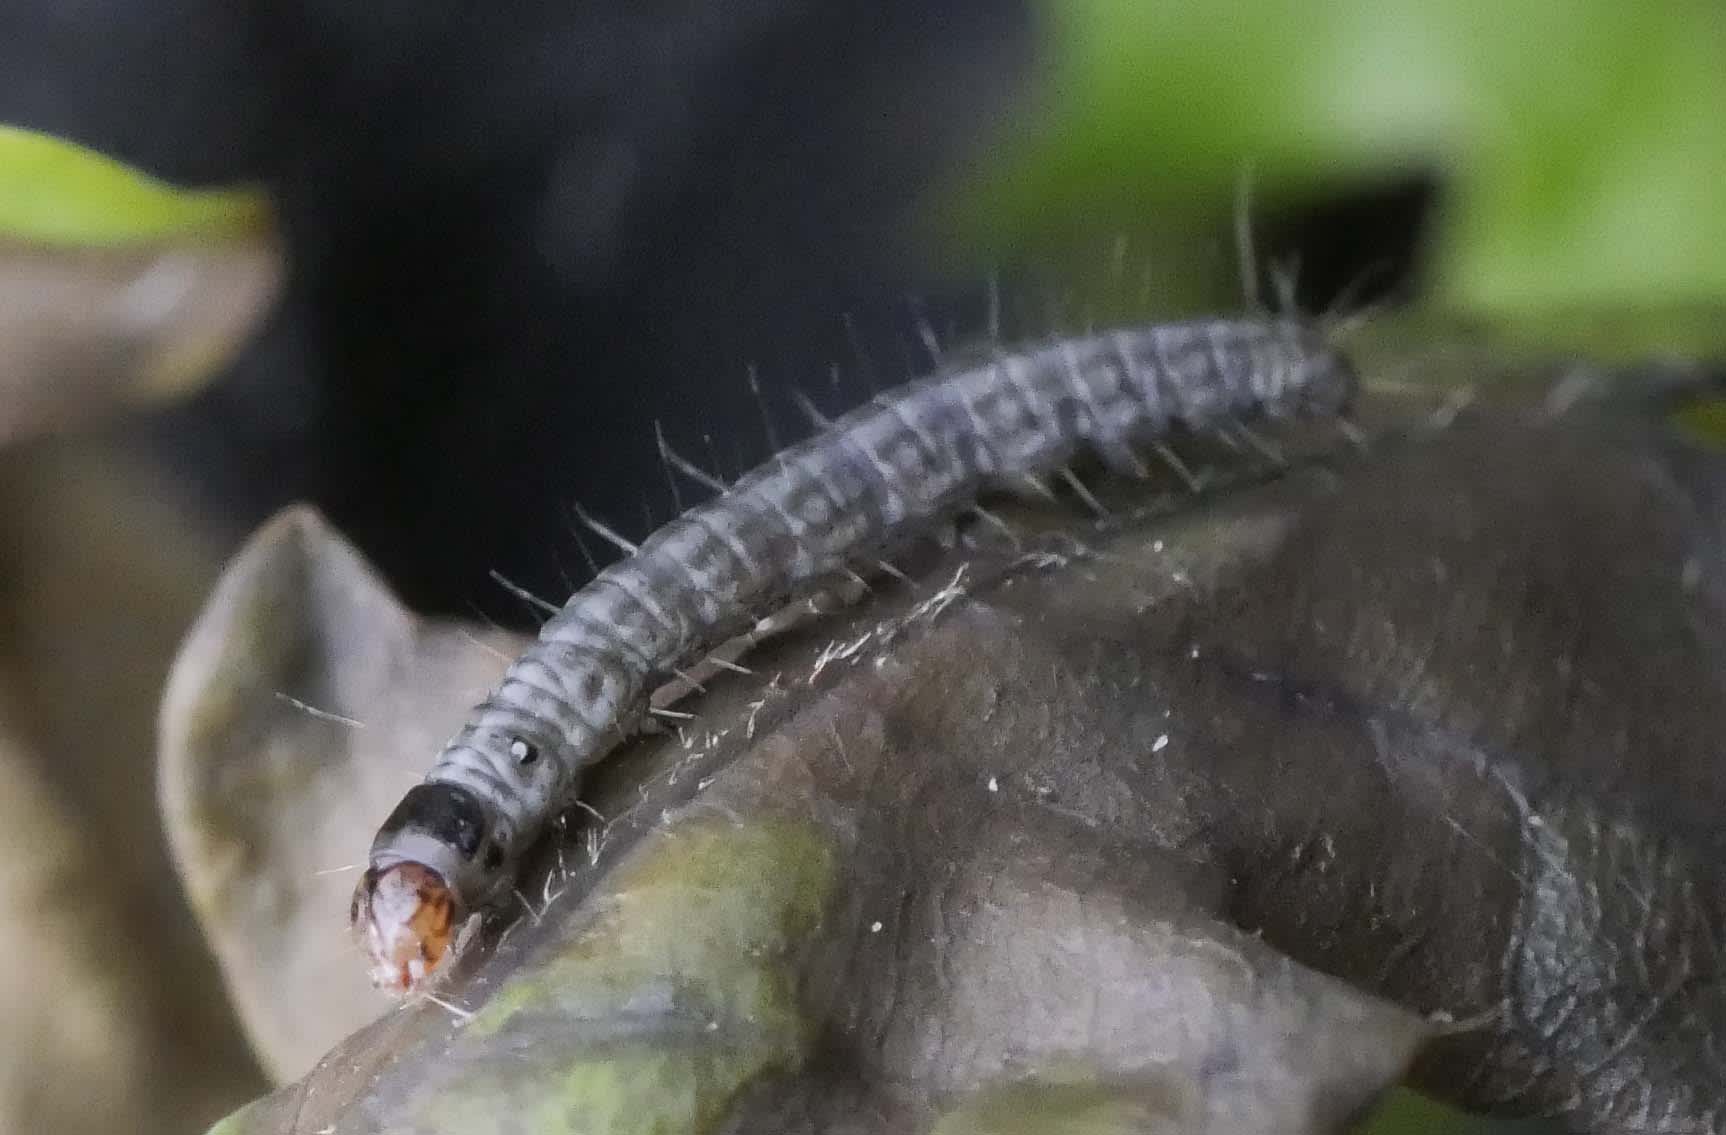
[[351, 861, 459, 993], [354, 781, 508, 993]]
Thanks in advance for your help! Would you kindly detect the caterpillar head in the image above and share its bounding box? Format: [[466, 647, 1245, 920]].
[[352, 782, 503, 993], [351, 861, 458, 993]]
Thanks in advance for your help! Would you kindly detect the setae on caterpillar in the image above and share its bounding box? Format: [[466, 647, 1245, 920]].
[[351, 316, 1358, 992]]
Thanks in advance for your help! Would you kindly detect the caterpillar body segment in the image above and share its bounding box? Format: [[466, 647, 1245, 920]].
[[352, 317, 1357, 992]]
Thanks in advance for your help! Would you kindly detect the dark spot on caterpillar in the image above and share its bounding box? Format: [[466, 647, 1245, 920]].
[[483, 843, 505, 872], [379, 783, 487, 859], [1052, 393, 1089, 438], [582, 671, 606, 699], [509, 737, 540, 766]]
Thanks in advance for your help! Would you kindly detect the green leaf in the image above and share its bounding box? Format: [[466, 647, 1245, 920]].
[[0, 123, 269, 247], [947, 0, 1726, 342]]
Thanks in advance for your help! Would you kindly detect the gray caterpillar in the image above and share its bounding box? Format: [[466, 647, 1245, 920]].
[[352, 316, 1358, 991]]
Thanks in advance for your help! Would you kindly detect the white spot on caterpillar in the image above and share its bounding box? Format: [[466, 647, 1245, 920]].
[[1152, 734, 1170, 753]]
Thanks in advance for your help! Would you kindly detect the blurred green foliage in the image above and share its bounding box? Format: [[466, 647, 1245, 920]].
[[952, 0, 1726, 348], [1671, 394, 1726, 448], [0, 124, 267, 246]]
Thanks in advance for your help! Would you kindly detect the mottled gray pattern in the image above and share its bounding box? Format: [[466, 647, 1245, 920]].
[[369, 317, 1356, 907]]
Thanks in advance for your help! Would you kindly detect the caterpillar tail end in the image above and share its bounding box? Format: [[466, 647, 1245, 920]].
[[351, 861, 460, 994]]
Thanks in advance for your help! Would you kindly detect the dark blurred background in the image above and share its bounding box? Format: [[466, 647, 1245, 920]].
[[0, 0, 1430, 620]]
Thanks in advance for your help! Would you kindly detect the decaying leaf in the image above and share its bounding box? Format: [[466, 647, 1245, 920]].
[[0, 125, 280, 446], [183, 348, 1726, 1133], [0, 236, 281, 444], [0, 437, 263, 1135], [159, 506, 528, 1080]]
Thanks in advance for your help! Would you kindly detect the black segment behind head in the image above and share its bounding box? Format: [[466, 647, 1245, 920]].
[[377, 783, 488, 859]]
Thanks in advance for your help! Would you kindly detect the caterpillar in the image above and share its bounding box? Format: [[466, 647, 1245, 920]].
[[351, 316, 1359, 992]]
